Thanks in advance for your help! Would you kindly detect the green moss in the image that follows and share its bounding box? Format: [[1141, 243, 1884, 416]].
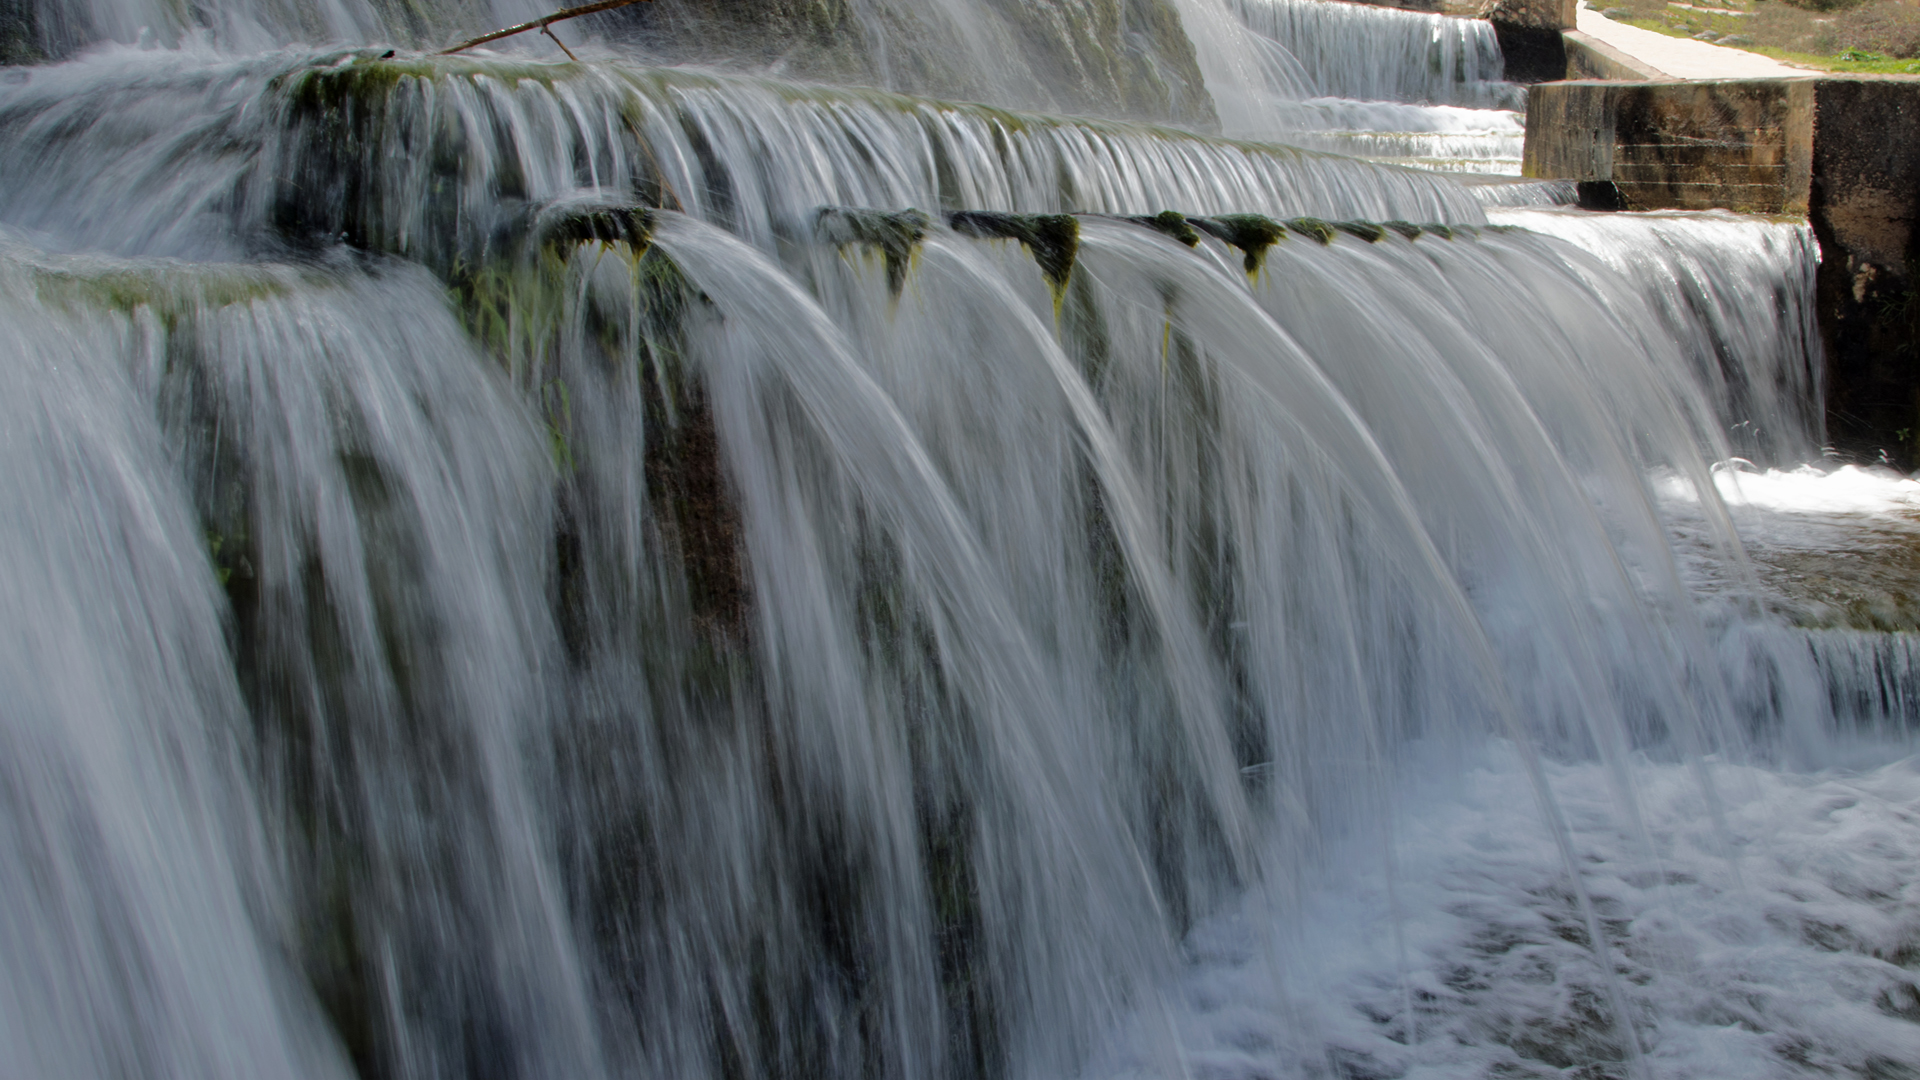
[[947, 211, 1079, 300], [444, 232, 652, 382], [33, 265, 292, 325], [1191, 214, 1287, 276], [1286, 217, 1337, 246], [1128, 210, 1201, 247], [814, 207, 931, 298], [1421, 223, 1457, 241], [276, 55, 420, 118], [205, 528, 237, 587], [1333, 220, 1388, 243], [271, 53, 581, 260], [1383, 221, 1424, 240], [448, 258, 555, 377], [540, 206, 654, 258], [274, 51, 563, 114], [541, 376, 575, 473]]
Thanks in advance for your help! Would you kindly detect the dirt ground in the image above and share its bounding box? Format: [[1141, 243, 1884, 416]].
[[1595, 0, 1920, 71]]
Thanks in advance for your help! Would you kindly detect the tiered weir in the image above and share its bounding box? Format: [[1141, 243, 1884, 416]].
[[1194, 0, 1533, 174], [0, 10, 1914, 1080]]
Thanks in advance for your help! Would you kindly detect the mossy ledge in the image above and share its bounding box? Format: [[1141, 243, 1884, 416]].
[[939, 208, 1465, 288], [815, 207, 931, 298], [31, 264, 293, 325], [1191, 214, 1288, 275], [1127, 210, 1202, 248], [1333, 221, 1388, 243], [947, 211, 1079, 297], [1287, 217, 1337, 246], [536, 205, 655, 258]]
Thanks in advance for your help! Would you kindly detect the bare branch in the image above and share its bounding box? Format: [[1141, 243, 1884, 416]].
[[439, 0, 649, 56]]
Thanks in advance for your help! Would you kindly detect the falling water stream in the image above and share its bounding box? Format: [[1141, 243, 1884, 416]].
[[1, 0, 1916, 1077]]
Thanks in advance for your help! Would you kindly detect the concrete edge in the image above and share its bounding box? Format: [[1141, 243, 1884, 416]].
[[1563, 29, 1672, 81]]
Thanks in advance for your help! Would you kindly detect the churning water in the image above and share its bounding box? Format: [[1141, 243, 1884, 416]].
[[0, 0, 1915, 1078]]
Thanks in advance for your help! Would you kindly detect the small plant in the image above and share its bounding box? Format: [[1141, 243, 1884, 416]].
[[1286, 217, 1337, 245], [1191, 214, 1287, 275], [1128, 210, 1201, 248], [814, 207, 930, 298], [947, 211, 1079, 300]]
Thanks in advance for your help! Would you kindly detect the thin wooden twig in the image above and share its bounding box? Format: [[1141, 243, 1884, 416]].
[[439, 0, 649, 55], [541, 25, 580, 60]]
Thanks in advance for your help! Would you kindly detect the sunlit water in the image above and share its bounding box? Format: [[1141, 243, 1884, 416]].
[[0, 2, 1913, 1079]]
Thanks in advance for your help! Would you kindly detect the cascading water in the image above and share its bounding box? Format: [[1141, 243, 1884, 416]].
[[1225, 0, 1517, 107], [2, 1, 1916, 1079], [1182, 0, 1532, 174]]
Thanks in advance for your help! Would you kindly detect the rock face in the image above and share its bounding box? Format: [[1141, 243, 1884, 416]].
[[597, 0, 1217, 127], [1524, 77, 1920, 462], [1475, 0, 1575, 82], [1808, 79, 1920, 462], [0, 0, 45, 63], [1469, 0, 1575, 30]]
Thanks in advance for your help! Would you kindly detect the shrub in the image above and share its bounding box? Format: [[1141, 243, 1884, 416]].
[[1836, 0, 1920, 56]]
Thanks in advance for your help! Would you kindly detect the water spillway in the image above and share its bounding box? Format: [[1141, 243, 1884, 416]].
[[2, 3, 1917, 1080], [1223, 0, 1517, 109], [1177, 0, 1530, 173]]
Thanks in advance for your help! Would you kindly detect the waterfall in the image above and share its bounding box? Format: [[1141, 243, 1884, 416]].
[[1, 0, 1219, 125], [0, 49, 1489, 265], [1174, 0, 1530, 174], [1225, 0, 1518, 108], [2, 3, 1914, 1079]]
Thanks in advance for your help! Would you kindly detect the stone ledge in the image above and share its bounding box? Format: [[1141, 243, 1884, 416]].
[[1564, 30, 1668, 80]]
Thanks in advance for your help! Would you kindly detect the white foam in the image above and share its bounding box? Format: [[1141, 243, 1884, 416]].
[[1092, 745, 1920, 1079]]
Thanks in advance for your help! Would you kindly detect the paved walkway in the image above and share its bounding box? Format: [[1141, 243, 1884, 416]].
[[1572, 1, 1809, 79]]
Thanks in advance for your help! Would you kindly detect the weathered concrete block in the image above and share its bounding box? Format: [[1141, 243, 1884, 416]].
[[1808, 80, 1920, 456], [1523, 78, 1813, 213], [1496, 23, 1571, 83], [1524, 76, 1920, 459]]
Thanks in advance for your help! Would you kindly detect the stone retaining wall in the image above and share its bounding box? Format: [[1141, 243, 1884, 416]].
[[1524, 77, 1920, 460], [1524, 79, 1812, 212]]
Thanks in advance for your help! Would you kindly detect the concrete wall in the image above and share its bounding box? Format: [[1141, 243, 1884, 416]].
[[1807, 80, 1920, 457], [1523, 78, 1813, 212], [1562, 31, 1665, 80], [1524, 77, 1920, 459]]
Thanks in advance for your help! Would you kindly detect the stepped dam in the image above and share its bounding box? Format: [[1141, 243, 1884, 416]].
[[1, 1, 1918, 1078]]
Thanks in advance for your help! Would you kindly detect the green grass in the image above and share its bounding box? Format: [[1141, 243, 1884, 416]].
[[1616, 13, 1920, 70], [1797, 49, 1920, 72], [1600, 0, 1920, 71]]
